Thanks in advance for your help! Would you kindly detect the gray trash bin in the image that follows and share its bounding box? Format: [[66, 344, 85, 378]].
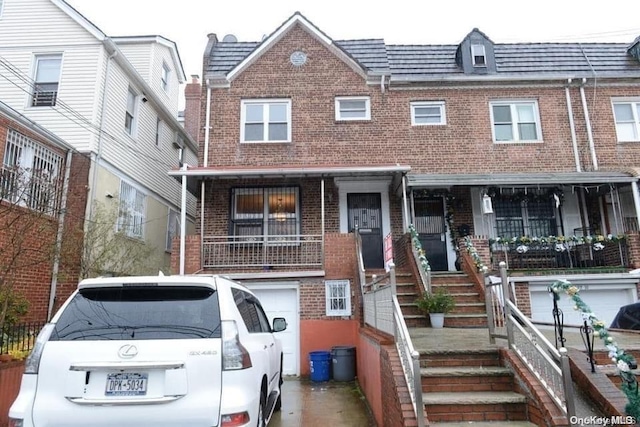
[[331, 345, 356, 381]]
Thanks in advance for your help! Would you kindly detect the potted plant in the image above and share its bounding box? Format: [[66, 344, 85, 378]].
[[415, 288, 455, 328]]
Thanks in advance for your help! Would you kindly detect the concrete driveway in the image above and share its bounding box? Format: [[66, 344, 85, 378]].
[[269, 378, 376, 427]]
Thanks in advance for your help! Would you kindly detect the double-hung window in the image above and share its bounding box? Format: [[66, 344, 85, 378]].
[[325, 280, 351, 316], [335, 96, 370, 121], [241, 99, 291, 143], [411, 101, 446, 125], [471, 44, 486, 67], [612, 100, 640, 142], [490, 101, 542, 142], [117, 180, 146, 239], [125, 87, 138, 136], [32, 54, 62, 107], [231, 187, 299, 242], [1, 129, 62, 214], [166, 208, 179, 252], [161, 63, 170, 92]]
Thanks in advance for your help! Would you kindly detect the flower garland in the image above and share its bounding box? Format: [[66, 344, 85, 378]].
[[462, 236, 486, 272], [549, 279, 639, 418], [412, 189, 457, 245], [409, 224, 431, 273], [487, 186, 564, 205], [490, 234, 627, 246]]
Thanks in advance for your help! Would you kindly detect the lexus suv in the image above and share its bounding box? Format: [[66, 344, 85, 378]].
[[9, 275, 286, 427]]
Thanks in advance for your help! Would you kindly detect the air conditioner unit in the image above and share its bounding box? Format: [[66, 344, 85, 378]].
[[481, 194, 493, 214]]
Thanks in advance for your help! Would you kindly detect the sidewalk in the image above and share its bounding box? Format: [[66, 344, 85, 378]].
[[268, 378, 376, 427]]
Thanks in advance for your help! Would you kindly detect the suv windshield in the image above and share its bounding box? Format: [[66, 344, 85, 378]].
[[50, 286, 221, 341]]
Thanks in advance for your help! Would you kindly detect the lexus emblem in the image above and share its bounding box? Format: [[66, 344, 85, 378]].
[[118, 344, 138, 359]]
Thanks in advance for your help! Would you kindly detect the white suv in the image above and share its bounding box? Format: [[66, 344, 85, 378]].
[[9, 275, 286, 427]]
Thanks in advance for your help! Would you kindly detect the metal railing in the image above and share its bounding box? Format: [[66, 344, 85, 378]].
[[486, 262, 576, 421], [490, 238, 629, 271], [1, 321, 45, 356], [201, 234, 323, 268], [359, 229, 425, 427]]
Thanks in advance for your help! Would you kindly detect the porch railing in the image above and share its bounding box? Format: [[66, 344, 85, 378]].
[[490, 237, 629, 270], [486, 262, 576, 422], [201, 234, 323, 268]]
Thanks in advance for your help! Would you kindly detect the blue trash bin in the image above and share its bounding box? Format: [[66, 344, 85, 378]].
[[309, 350, 331, 382]]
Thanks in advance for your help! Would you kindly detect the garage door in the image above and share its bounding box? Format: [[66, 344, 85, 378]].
[[530, 285, 636, 327], [247, 285, 299, 376]]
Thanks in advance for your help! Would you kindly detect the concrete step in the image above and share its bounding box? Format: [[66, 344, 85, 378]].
[[444, 313, 488, 328], [429, 422, 538, 427], [419, 349, 502, 368], [432, 282, 477, 293], [397, 292, 420, 304], [401, 302, 486, 317], [421, 366, 514, 393], [422, 391, 528, 423]]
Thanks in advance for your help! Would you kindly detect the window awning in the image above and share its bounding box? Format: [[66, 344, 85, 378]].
[[407, 171, 639, 187]]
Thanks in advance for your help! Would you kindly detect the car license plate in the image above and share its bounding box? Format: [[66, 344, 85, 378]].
[[105, 372, 148, 396]]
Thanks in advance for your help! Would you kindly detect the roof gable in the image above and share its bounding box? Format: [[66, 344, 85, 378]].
[[50, 0, 106, 41], [225, 12, 368, 81], [112, 36, 187, 83]]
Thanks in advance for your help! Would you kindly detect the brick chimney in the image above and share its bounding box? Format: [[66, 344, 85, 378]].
[[184, 74, 202, 143]]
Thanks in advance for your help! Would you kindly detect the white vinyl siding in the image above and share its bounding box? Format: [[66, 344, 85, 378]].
[[612, 100, 640, 142], [0, 0, 5, 19], [240, 99, 291, 143], [411, 101, 446, 125], [31, 54, 62, 107], [117, 180, 146, 239], [490, 101, 542, 143], [325, 280, 351, 316], [335, 96, 370, 121]]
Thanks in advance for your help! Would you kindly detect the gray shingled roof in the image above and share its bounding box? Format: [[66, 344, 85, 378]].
[[206, 38, 640, 80]]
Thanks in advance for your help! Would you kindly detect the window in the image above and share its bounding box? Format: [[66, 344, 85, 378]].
[[490, 101, 542, 142], [232, 289, 271, 333], [1, 129, 63, 214], [0, 0, 4, 18], [166, 208, 179, 252], [161, 62, 170, 92], [335, 96, 370, 121], [411, 101, 446, 125], [231, 187, 299, 242], [241, 99, 291, 143], [155, 118, 162, 147], [325, 280, 351, 316], [612, 101, 640, 141], [32, 54, 62, 107], [117, 180, 146, 239], [124, 87, 138, 136], [471, 44, 486, 67], [494, 195, 557, 238]]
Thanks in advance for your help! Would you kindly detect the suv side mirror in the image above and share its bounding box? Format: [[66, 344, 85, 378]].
[[272, 317, 287, 332]]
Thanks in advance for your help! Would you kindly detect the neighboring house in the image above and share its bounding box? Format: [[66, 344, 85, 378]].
[[174, 13, 640, 376], [0, 100, 89, 322], [0, 0, 198, 306]]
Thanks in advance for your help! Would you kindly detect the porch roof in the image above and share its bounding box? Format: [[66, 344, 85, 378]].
[[407, 171, 639, 187], [170, 164, 411, 179]]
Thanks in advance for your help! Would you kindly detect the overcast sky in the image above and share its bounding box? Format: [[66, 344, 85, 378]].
[[66, 0, 640, 106]]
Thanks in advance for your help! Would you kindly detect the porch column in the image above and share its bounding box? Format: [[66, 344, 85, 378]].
[[632, 181, 640, 231], [179, 163, 188, 275], [321, 178, 325, 265], [402, 175, 410, 231]]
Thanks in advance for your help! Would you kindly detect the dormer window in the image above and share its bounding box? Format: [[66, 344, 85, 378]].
[[471, 44, 486, 67]]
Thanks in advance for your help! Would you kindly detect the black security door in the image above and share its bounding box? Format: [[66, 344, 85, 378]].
[[414, 197, 448, 271], [348, 193, 383, 269]]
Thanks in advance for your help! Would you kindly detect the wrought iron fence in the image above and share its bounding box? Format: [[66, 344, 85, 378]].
[[202, 234, 323, 268], [490, 237, 629, 270], [1, 321, 45, 356]]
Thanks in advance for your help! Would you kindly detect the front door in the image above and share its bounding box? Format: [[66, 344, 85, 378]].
[[414, 197, 448, 271], [348, 193, 383, 269]]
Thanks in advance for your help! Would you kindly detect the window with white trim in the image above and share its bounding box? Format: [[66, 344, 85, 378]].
[[490, 101, 542, 142], [32, 54, 62, 107], [155, 118, 162, 147], [166, 208, 180, 251], [0, 0, 5, 19], [124, 87, 138, 136], [161, 62, 170, 92], [612, 100, 640, 141], [335, 96, 370, 121], [231, 187, 299, 242], [411, 101, 446, 125], [241, 99, 291, 143], [117, 180, 146, 239], [471, 44, 486, 67], [1, 129, 63, 214], [325, 280, 351, 316]]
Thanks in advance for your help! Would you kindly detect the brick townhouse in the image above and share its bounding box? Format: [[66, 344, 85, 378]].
[[172, 13, 640, 376], [0, 101, 89, 323]]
